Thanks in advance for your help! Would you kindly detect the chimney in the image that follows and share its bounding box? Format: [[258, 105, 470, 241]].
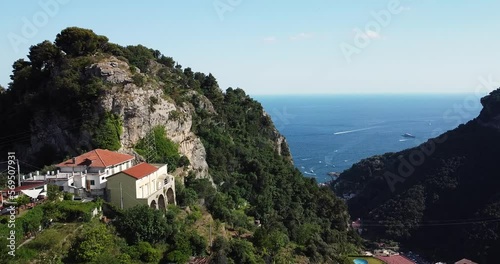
[[72, 157, 76, 164]]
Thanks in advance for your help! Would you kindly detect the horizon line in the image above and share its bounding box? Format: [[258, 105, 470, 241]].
[[250, 91, 488, 96]]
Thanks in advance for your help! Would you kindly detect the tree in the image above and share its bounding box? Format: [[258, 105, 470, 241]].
[[15, 194, 31, 208], [201, 73, 224, 104], [135, 241, 161, 263], [158, 55, 175, 68], [176, 180, 198, 207], [55, 27, 108, 56], [114, 205, 172, 244], [47, 184, 62, 201], [28, 40, 61, 71], [228, 238, 259, 264], [189, 232, 208, 256], [178, 155, 190, 167], [21, 206, 43, 235], [210, 236, 230, 264], [68, 223, 113, 263], [93, 112, 122, 150], [122, 44, 156, 72], [184, 67, 194, 79], [253, 228, 289, 256]]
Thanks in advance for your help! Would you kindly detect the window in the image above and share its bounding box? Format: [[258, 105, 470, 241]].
[[90, 180, 95, 186]]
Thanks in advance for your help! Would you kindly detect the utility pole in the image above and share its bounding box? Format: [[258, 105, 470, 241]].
[[120, 182, 123, 210], [16, 159, 21, 186]]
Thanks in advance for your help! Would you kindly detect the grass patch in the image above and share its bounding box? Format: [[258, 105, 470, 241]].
[[14, 223, 81, 263]]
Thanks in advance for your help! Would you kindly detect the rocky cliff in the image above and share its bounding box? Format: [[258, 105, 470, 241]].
[[91, 57, 210, 177]]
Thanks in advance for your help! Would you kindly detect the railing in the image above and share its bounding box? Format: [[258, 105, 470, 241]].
[[23, 170, 109, 182]]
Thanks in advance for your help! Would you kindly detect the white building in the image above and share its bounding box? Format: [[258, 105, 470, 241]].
[[25, 149, 134, 197], [106, 162, 176, 210]]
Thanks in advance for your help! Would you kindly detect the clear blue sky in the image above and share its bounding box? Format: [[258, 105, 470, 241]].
[[1, 0, 500, 95]]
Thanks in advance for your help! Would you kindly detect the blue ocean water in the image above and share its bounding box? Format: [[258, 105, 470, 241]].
[[256, 94, 484, 183]]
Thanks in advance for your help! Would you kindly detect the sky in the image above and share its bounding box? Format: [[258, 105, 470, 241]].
[[1, 0, 500, 95]]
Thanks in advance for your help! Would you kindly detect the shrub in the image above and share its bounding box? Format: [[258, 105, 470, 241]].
[[63, 192, 74, 200], [178, 155, 190, 167], [92, 112, 122, 151], [136, 242, 161, 263], [166, 250, 190, 263], [132, 74, 145, 86], [169, 110, 181, 120]]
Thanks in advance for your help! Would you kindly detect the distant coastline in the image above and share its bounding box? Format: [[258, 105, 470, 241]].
[[257, 93, 483, 182]]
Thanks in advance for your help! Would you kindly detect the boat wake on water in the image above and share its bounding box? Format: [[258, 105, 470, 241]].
[[333, 126, 379, 135]]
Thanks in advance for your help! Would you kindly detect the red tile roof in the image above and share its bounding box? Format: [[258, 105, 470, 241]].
[[57, 149, 134, 168], [375, 255, 415, 264], [121, 162, 158, 179], [455, 259, 478, 264]]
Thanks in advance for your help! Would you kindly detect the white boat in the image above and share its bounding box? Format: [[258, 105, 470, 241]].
[[402, 133, 416, 138]]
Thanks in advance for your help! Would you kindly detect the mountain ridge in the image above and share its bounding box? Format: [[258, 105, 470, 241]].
[[333, 88, 500, 263]]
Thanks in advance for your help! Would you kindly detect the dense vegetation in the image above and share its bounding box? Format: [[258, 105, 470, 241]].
[[0, 27, 361, 262], [135, 126, 181, 172], [189, 87, 361, 262], [333, 89, 500, 263]]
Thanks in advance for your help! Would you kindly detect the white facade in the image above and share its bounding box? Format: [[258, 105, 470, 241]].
[[23, 155, 134, 197], [135, 164, 170, 199]]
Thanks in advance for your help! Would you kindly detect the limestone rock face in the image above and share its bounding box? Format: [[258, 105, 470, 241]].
[[263, 111, 293, 163], [85, 58, 133, 84], [89, 57, 209, 178]]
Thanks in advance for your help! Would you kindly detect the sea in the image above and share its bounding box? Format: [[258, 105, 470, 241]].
[[256, 94, 484, 183]]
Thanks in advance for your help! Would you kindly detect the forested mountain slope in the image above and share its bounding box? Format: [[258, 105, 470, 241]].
[[333, 89, 500, 263], [0, 27, 359, 263]]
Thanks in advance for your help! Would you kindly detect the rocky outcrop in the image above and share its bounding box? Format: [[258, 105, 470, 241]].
[[263, 111, 293, 162], [90, 57, 210, 178], [86, 58, 133, 84]]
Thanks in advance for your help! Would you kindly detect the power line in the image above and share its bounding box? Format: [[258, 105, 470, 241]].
[[0, 116, 87, 148], [18, 160, 43, 171], [358, 217, 500, 227]]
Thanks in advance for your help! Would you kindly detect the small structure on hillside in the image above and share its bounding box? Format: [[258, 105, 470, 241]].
[[454, 258, 478, 264], [106, 162, 175, 210]]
